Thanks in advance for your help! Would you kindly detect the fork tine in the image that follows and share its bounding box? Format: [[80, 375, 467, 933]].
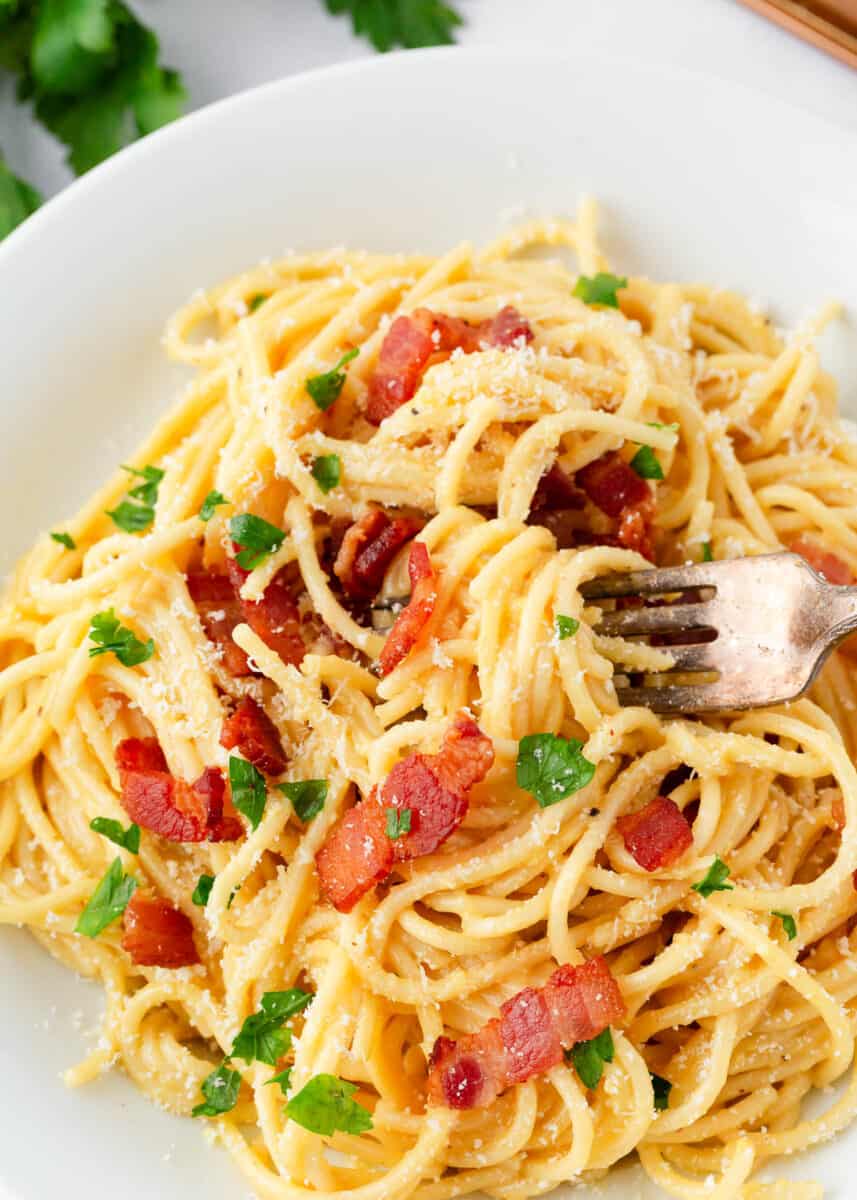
[[596, 603, 712, 638], [580, 564, 718, 600], [658, 642, 720, 672]]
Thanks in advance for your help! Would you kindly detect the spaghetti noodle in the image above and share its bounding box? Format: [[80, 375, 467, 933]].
[[2, 200, 857, 1200]]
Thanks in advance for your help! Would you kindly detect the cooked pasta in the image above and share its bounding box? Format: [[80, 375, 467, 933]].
[[2, 199, 857, 1200]]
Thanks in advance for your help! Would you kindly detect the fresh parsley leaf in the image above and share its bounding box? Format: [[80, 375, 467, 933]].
[[230, 990, 313, 1067], [702, 540, 714, 562], [248, 293, 267, 312], [122, 463, 164, 507], [192, 874, 215, 907], [105, 499, 154, 532], [229, 756, 267, 830], [646, 421, 679, 433], [266, 1066, 292, 1095], [629, 445, 664, 481], [311, 454, 341, 494], [199, 489, 228, 521], [385, 807, 411, 840], [262, 989, 314, 1020], [90, 817, 140, 853], [226, 884, 241, 910], [31, 0, 114, 97], [305, 348, 359, 412], [0, 151, 41, 239], [692, 856, 733, 898], [570, 1028, 614, 1089], [74, 856, 137, 938], [650, 1072, 672, 1111], [573, 272, 627, 309], [324, 0, 462, 51], [192, 1063, 241, 1118], [50, 531, 76, 549], [285, 1074, 373, 1135], [516, 732, 595, 808], [555, 615, 579, 640], [88, 608, 154, 666], [772, 910, 797, 940], [229, 513, 286, 571], [277, 779, 328, 823]]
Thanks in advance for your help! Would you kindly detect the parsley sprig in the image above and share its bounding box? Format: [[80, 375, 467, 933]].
[[285, 1073, 373, 1135], [229, 513, 286, 571], [573, 273, 627, 309], [569, 1028, 614, 1089], [90, 817, 140, 853], [75, 857, 137, 938], [306, 348, 359, 412], [278, 779, 328, 823], [692, 856, 733, 898], [88, 609, 154, 666], [106, 464, 164, 533], [230, 990, 313, 1066], [324, 0, 462, 52], [229, 755, 268, 830], [516, 732, 595, 808]]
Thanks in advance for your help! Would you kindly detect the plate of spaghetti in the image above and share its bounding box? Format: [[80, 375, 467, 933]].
[[2, 46, 857, 1200]]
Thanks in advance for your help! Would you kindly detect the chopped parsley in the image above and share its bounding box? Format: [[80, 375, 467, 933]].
[[192, 1063, 242, 1118], [324, 0, 463, 52], [229, 756, 267, 830], [285, 1074, 373, 1135], [650, 1072, 672, 1111], [305, 348, 359, 412], [573, 272, 627, 309], [692, 856, 733, 898], [248, 294, 267, 312], [555, 615, 580, 640], [702, 540, 714, 562], [311, 454, 342, 494], [266, 1066, 292, 1096], [88, 609, 154, 667], [516, 732, 595, 808], [772, 910, 797, 940], [50, 531, 76, 550], [192, 874, 215, 907], [646, 421, 680, 434], [569, 1027, 614, 1089], [230, 990, 313, 1067], [278, 779, 328, 823], [106, 465, 164, 532], [123, 464, 164, 506], [229, 513, 286, 571], [74, 857, 137, 939], [629, 445, 664, 481], [385, 807, 412, 840], [90, 817, 140, 854], [199, 490, 228, 521]]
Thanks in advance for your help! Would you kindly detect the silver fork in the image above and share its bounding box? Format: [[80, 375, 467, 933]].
[[580, 552, 857, 713]]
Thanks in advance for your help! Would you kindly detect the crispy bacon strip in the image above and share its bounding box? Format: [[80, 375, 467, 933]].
[[228, 558, 306, 668], [316, 715, 493, 912], [122, 892, 199, 968], [616, 795, 693, 871], [577, 451, 656, 560], [532, 462, 586, 512], [791, 537, 855, 586], [427, 957, 625, 1109], [117, 738, 243, 843], [366, 305, 533, 424], [220, 697, 287, 776], [187, 571, 253, 676], [333, 508, 423, 599], [378, 542, 437, 676]]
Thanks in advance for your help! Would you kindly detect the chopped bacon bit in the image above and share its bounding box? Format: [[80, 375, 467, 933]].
[[532, 462, 586, 512], [227, 558, 306, 668], [577, 451, 651, 519], [122, 892, 199, 968], [186, 570, 253, 676], [117, 738, 243, 843], [853, 869, 857, 892], [791, 538, 855, 586], [317, 714, 493, 911], [427, 956, 625, 1109], [378, 541, 437, 676], [366, 305, 533, 424], [616, 498, 656, 560], [333, 508, 423, 599], [220, 697, 287, 776], [616, 795, 693, 871], [315, 798, 393, 913]]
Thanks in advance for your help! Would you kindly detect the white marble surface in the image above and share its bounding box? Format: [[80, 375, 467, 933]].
[[3, 0, 857, 204]]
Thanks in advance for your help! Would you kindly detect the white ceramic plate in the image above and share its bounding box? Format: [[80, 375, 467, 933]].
[[1, 47, 856, 1200]]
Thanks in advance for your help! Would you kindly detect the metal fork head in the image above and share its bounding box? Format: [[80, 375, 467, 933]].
[[581, 552, 857, 713]]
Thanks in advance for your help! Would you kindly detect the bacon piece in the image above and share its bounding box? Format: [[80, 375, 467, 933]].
[[366, 305, 533, 424], [187, 570, 253, 676], [314, 798, 393, 913], [577, 451, 651, 519], [531, 462, 586, 513], [616, 795, 693, 872], [117, 738, 243, 843], [220, 697, 286, 776], [378, 542, 437, 676], [616, 499, 656, 560], [333, 509, 423, 599], [791, 537, 855, 586], [122, 892, 199, 968], [427, 956, 625, 1109], [830, 790, 846, 832], [228, 558, 306, 668]]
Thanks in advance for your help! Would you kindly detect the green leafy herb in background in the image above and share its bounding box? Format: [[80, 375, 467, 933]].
[[325, 0, 462, 51]]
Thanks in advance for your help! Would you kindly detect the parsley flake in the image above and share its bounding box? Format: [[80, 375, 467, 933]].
[[248, 294, 267, 312], [192, 874, 215, 907], [229, 756, 267, 830], [192, 1063, 241, 1118], [311, 454, 342, 494], [51, 531, 76, 550], [570, 1028, 614, 1089], [75, 857, 137, 938], [285, 1074, 373, 1136], [88, 609, 154, 667], [324, 0, 463, 52], [516, 732, 595, 808], [305, 348, 359, 412], [573, 273, 627, 309], [229, 513, 286, 571], [105, 500, 155, 533], [90, 817, 140, 854], [555, 615, 580, 640], [650, 1072, 672, 1111], [230, 991, 312, 1067], [277, 779, 328, 823], [123, 464, 164, 506], [646, 421, 680, 434], [692, 856, 733, 898], [629, 445, 664, 481], [385, 807, 412, 840], [702, 540, 714, 562], [266, 1066, 292, 1096], [772, 910, 797, 940], [199, 490, 228, 521]]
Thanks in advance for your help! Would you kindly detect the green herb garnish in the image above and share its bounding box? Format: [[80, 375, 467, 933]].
[[650, 1072, 672, 1111], [229, 513, 286, 571], [629, 445, 664, 481], [192, 1063, 241, 1118], [692, 856, 733, 898], [569, 1028, 614, 1089], [105, 500, 155, 533], [248, 294, 267, 312], [199, 490, 228, 521], [229, 756, 267, 830], [311, 454, 342, 494], [702, 540, 714, 562], [385, 807, 412, 840], [266, 1066, 292, 1095], [74, 857, 137, 938], [230, 990, 312, 1067], [285, 1074, 373, 1135], [573, 273, 627, 309], [88, 609, 154, 666], [772, 910, 797, 940], [277, 779, 328, 823], [50, 531, 76, 549], [555, 615, 580, 640], [192, 874, 215, 907], [305, 348, 359, 412], [90, 817, 140, 854], [324, 0, 463, 52], [516, 732, 595, 808]]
